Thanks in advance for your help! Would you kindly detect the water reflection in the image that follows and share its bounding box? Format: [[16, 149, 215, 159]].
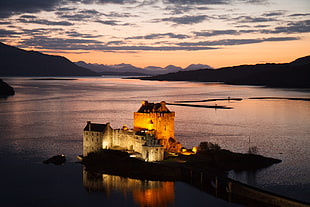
[[83, 168, 174, 207]]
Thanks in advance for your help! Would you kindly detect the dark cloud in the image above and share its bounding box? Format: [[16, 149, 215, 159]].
[[160, 15, 209, 25], [106, 40, 126, 45], [178, 36, 299, 46], [193, 29, 259, 37], [19, 15, 38, 19], [95, 20, 121, 25], [263, 11, 286, 17], [0, 29, 20, 37], [18, 36, 217, 51], [163, 0, 229, 5], [55, 9, 102, 21], [95, 19, 133, 26], [194, 30, 239, 37], [19, 36, 103, 50], [262, 20, 310, 34], [0, 0, 61, 18], [17, 18, 74, 26], [289, 13, 310, 17], [103, 12, 138, 18], [71, 0, 134, 4], [66, 31, 102, 38], [126, 33, 190, 40], [236, 16, 277, 23], [0, 0, 134, 18], [22, 28, 63, 36]]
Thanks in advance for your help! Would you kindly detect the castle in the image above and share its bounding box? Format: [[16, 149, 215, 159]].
[[83, 101, 182, 162]]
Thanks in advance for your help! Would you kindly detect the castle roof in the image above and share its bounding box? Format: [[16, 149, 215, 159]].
[[137, 101, 171, 113], [84, 122, 107, 132]]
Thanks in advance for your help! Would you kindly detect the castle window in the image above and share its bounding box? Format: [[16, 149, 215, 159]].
[[97, 138, 99, 142], [85, 132, 88, 135], [97, 132, 99, 136], [92, 132, 94, 136]]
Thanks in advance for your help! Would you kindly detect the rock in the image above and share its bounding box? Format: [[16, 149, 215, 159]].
[[0, 79, 15, 96], [43, 154, 66, 165]]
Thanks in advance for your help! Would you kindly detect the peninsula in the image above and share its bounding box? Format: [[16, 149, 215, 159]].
[[140, 55, 310, 88]]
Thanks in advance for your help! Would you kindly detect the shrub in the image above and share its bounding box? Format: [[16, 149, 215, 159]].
[[198, 142, 221, 152]]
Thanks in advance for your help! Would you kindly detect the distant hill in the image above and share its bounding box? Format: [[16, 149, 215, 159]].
[[75, 61, 213, 76], [142, 56, 310, 88], [0, 42, 99, 77]]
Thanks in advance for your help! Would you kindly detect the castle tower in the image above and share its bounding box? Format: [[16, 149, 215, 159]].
[[133, 101, 181, 152]]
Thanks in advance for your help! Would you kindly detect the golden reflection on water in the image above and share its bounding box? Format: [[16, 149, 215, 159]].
[[83, 168, 174, 207]]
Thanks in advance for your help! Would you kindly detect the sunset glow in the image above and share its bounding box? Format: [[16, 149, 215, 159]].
[[0, 0, 309, 68]]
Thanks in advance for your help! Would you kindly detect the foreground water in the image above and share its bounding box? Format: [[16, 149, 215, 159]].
[[0, 77, 309, 206]]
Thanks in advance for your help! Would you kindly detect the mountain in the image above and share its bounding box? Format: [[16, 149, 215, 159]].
[[142, 56, 310, 88], [290, 55, 310, 66], [0, 42, 99, 77], [75, 61, 154, 76], [75, 62, 213, 76], [184, 64, 213, 71]]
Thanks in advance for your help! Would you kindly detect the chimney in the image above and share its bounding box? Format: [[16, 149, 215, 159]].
[[142, 100, 148, 105], [87, 121, 91, 131]]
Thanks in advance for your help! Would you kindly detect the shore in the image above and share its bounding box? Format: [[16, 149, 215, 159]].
[[80, 149, 281, 181]]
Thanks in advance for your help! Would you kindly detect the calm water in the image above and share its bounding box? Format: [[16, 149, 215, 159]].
[[0, 77, 309, 206]]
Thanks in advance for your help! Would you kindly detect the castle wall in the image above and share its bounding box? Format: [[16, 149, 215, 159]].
[[133, 112, 175, 140], [141, 146, 165, 162], [83, 130, 104, 156], [134, 112, 181, 153], [112, 129, 145, 152]]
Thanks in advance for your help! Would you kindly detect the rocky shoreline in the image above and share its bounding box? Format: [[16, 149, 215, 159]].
[[0, 79, 15, 96], [80, 149, 281, 181]]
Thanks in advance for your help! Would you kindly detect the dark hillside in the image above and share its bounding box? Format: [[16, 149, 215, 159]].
[[0, 42, 99, 76], [142, 57, 310, 88]]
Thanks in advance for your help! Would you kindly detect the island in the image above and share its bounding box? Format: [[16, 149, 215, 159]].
[[79, 101, 281, 180], [78, 101, 310, 207]]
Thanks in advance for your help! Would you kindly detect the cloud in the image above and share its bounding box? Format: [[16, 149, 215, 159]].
[[0, 29, 20, 37], [17, 36, 217, 51], [95, 20, 130, 26], [178, 36, 299, 46], [194, 30, 239, 37], [0, 0, 135, 18], [106, 40, 126, 45], [163, 0, 229, 5], [18, 36, 103, 50], [289, 13, 310, 17], [126, 33, 190, 40], [17, 17, 74, 26], [66, 31, 102, 38], [236, 16, 277, 23], [263, 20, 310, 34], [262, 11, 286, 17], [0, 0, 61, 18], [160, 15, 209, 25], [193, 29, 260, 37]]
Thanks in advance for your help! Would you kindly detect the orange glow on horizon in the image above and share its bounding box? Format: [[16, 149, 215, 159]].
[[47, 38, 310, 69]]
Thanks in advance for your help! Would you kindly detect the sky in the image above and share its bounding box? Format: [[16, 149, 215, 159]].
[[0, 0, 309, 68]]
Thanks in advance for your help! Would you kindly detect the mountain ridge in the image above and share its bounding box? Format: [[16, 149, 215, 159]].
[[74, 61, 213, 76], [141, 56, 310, 88], [0, 42, 99, 77]]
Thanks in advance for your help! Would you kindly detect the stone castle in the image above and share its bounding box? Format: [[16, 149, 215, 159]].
[[83, 101, 182, 162]]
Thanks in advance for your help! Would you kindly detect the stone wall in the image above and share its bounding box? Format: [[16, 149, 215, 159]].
[[133, 111, 181, 152], [83, 130, 104, 156]]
